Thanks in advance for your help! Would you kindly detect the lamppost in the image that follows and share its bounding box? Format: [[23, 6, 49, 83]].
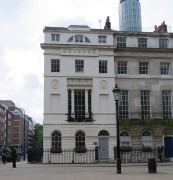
[[112, 84, 121, 174]]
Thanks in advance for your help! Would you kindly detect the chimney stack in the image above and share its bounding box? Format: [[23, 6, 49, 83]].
[[154, 21, 167, 33], [104, 16, 111, 30]]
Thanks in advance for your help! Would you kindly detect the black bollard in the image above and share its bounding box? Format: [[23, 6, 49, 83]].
[[148, 158, 157, 173]]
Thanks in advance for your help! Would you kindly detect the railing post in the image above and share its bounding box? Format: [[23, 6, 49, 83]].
[[95, 146, 99, 161]]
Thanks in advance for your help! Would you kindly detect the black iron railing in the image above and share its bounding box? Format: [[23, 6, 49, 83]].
[[114, 148, 169, 163], [119, 112, 173, 121], [66, 112, 94, 122], [43, 148, 96, 164]]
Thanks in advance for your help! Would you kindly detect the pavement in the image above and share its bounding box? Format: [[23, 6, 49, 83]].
[[0, 160, 173, 180]]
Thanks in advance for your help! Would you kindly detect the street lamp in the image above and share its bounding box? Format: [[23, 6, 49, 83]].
[[112, 84, 121, 174]]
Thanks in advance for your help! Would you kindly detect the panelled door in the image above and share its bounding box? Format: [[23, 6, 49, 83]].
[[98, 137, 109, 159], [164, 137, 173, 157]]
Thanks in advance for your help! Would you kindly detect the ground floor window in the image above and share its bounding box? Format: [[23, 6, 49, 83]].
[[75, 131, 85, 149], [120, 131, 130, 146], [142, 131, 152, 148], [51, 131, 61, 150]]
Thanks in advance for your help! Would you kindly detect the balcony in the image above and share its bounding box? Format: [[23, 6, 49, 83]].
[[66, 112, 94, 122], [119, 112, 173, 121]]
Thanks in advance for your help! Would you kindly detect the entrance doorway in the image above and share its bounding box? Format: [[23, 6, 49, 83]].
[[98, 130, 109, 159], [164, 137, 173, 158]]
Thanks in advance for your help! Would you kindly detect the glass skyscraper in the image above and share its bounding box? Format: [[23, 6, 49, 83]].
[[119, 0, 142, 32]]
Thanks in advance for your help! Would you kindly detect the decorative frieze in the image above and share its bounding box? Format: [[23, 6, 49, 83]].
[[61, 48, 98, 56], [67, 78, 93, 88]]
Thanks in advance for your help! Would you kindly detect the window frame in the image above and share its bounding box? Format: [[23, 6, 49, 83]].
[[142, 131, 152, 147], [68, 89, 92, 121], [75, 35, 83, 43], [75, 60, 84, 73], [160, 63, 170, 75], [159, 39, 168, 48], [99, 60, 107, 73], [118, 61, 127, 74], [139, 62, 149, 75], [141, 90, 151, 120], [98, 36, 107, 44], [75, 131, 85, 149], [119, 90, 129, 119], [51, 131, 62, 150], [120, 131, 130, 147], [51, 34, 60, 42], [162, 90, 172, 119], [117, 37, 126, 48], [51, 59, 60, 72], [138, 38, 147, 48]]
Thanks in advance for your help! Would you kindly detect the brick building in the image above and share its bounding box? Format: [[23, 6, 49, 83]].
[[0, 100, 31, 154]]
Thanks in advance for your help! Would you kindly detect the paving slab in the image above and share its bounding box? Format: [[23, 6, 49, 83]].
[[0, 161, 173, 180]]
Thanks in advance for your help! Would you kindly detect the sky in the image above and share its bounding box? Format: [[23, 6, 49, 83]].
[[0, 0, 173, 124]]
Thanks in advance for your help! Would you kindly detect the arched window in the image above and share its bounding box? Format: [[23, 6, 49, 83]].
[[52, 131, 61, 150], [142, 131, 152, 147], [76, 131, 85, 149], [85, 37, 90, 43], [67, 36, 90, 43], [68, 36, 73, 42], [120, 131, 130, 146]]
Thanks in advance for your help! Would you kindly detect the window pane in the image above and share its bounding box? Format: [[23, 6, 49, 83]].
[[74, 90, 85, 119], [51, 59, 60, 72], [120, 131, 130, 146], [139, 62, 149, 74], [117, 37, 126, 47], [75, 60, 84, 73], [159, 39, 168, 48], [51, 34, 60, 42], [99, 60, 107, 73], [160, 63, 170, 75], [142, 131, 152, 147], [75, 35, 83, 42], [98, 36, 106, 44], [118, 62, 127, 74], [138, 38, 147, 48], [52, 132, 61, 150], [162, 91, 172, 119], [76, 132, 85, 148], [119, 90, 129, 119], [141, 91, 150, 119]]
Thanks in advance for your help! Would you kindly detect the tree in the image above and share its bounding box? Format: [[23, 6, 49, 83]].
[[33, 123, 43, 149]]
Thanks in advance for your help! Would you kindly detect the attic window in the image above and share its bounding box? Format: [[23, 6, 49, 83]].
[[85, 37, 90, 43], [67, 36, 91, 43], [68, 36, 73, 42], [75, 35, 83, 42]]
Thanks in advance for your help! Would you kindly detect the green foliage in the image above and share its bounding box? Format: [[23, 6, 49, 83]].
[[120, 118, 131, 129], [33, 123, 43, 147], [166, 118, 173, 127], [145, 118, 155, 129]]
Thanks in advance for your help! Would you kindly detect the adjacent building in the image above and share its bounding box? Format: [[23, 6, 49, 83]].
[[119, 0, 142, 32], [0, 100, 35, 154], [41, 20, 173, 162]]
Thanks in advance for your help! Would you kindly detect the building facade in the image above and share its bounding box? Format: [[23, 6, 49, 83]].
[[119, 0, 142, 32], [0, 100, 31, 154], [41, 24, 173, 162]]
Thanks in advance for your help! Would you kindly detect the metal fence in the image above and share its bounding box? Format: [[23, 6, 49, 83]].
[[114, 148, 167, 163], [43, 148, 96, 164]]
